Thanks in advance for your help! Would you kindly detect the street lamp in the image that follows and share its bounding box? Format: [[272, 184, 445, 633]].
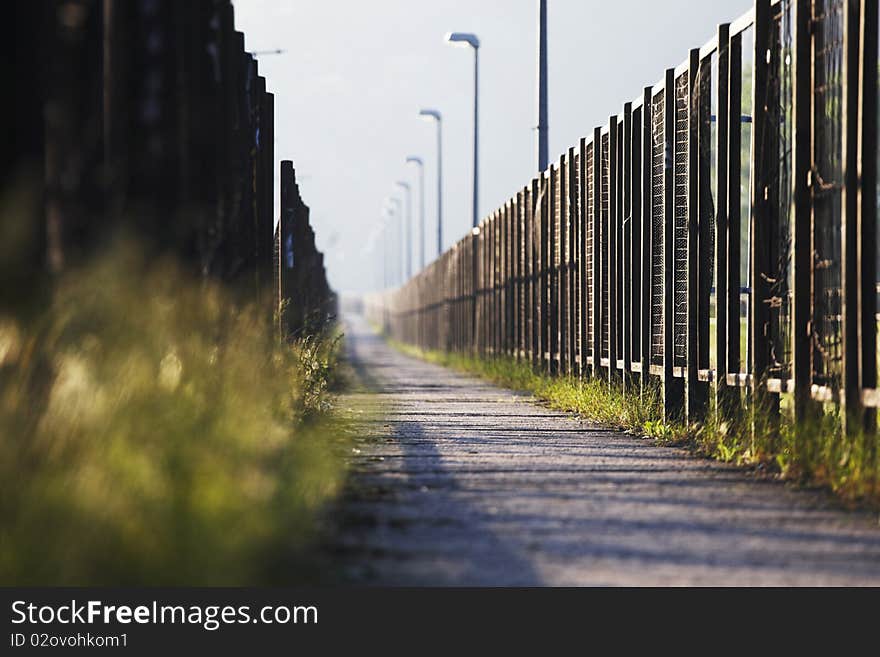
[[395, 181, 412, 280], [385, 197, 402, 286], [536, 0, 548, 171], [406, 156, 425, 270], [419, 109, 443, 257], [445, 31, 480, 229], [379, 213, 390, 291]]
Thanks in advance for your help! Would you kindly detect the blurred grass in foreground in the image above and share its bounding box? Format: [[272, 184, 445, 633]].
[[0, 243, 347, 585], [390, 341, 879, 508]]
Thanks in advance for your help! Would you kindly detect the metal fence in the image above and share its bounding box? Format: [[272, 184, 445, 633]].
[[366, 0, 878, 435], [276, 161, 337, 336], [8, 0, 334, 336]]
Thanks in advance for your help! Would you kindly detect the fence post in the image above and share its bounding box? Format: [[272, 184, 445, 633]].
[[858, 0, 878, 436], [495, 210, 502, 355], [842, 0, 861, 435], [715, 24, 733, 426]]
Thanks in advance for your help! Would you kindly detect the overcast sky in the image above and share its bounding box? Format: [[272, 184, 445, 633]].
[[234, 0, 750, 294]]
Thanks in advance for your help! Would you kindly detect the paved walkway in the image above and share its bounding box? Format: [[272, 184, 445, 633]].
[[333, 313, 880, 585]]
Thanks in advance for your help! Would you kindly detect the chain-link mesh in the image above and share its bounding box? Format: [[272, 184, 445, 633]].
[[812, 0, 844, 388], [585, 143, 594, 358], [674, 72, 689, 366], [769, 0, 794, 378], [651, 90, 666, 365], [554, 165, 562, 273], [601, 132, 611, 359], [632, 106, 643, 364]]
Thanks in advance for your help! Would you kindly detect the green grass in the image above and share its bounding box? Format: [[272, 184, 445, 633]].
[[389, 340, 880, 508], [0, 242, 348, 585]]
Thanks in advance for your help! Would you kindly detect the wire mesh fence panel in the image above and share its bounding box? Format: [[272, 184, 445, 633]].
[[812, 0, 845, 390], [769, 0, 795, 380], [631, 104, 644, 367], [556, 160, 566, 371], [651, 90, 666, 366], [674, 71, 690, 367], [693, 51, 716, 385], [601, 132, 611, 360], [584, 143, 595, 362]]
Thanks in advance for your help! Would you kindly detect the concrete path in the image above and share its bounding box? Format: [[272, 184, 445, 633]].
[[333, 313, 880, 586]]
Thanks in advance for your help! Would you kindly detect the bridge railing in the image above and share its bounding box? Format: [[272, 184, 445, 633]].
[[366, 0, 878, 435]]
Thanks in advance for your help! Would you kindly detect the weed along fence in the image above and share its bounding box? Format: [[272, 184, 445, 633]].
[[366, 0, 879, 438], [8, 1, 334, 336]]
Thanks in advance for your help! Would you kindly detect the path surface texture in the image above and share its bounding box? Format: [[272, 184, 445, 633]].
[[335, 314, 880, 585]]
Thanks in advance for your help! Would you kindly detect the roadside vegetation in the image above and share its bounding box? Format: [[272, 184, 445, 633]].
[[391, 341, 879, 508], [0, 242, 348, 585]]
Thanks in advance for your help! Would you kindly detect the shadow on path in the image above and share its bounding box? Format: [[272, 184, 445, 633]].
[[329, 313, 880, 586]]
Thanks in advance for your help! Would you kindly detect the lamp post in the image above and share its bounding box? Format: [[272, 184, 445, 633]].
[[418, 109, 443, 256], [406, 156, 425, 270], [380, 212, 391, 290], [536, 0, 548, 171], [381, 218, 387, 290], [395, 181, 412, 280], [445, 32, 480, 228], [386, 197, 402, 286]]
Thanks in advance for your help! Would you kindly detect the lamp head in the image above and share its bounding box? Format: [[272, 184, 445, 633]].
[[395, 181, 410, 191], [418, 108, 442, 122], [445, 32, 480, 49], [406, 156, 423, 166]]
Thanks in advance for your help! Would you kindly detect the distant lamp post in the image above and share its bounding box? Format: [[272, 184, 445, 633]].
[[385, 197, 402, 286], [445, 31, 480, 228], [379, 212, 390, 290], [406, 156, 425, 270], [419, 109, 443, 256], [536, 0, 548, 171]]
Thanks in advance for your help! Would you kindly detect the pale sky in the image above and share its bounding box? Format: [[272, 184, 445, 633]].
[[234, 0, 751, 294]]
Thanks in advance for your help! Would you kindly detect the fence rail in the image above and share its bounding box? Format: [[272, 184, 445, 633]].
[[366, 0, 878, 435], [7, 0, 334, 336]]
